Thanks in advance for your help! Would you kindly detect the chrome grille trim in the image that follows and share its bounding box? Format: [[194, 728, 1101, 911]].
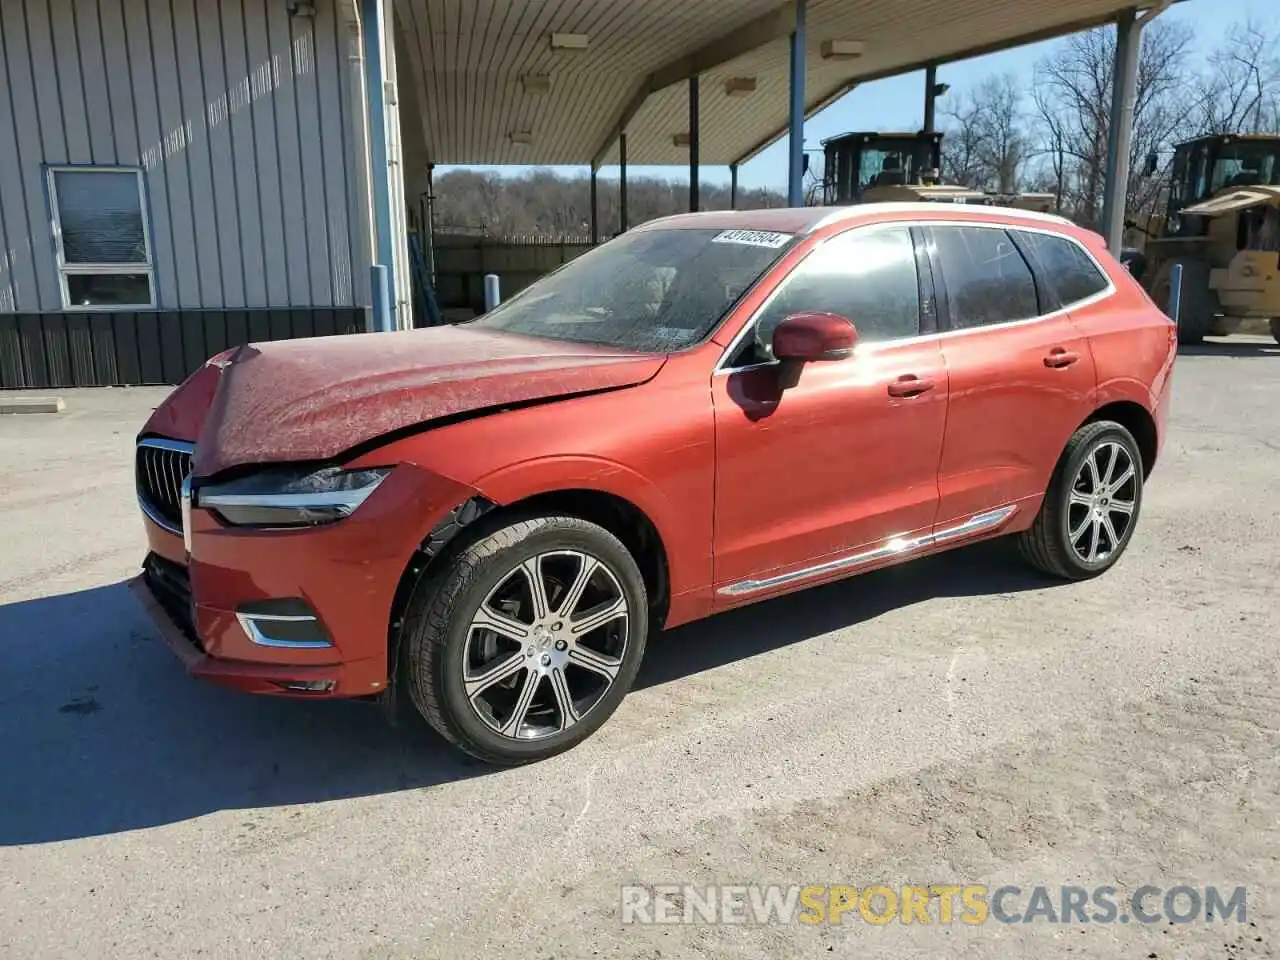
[[136, 437, 195, 535]]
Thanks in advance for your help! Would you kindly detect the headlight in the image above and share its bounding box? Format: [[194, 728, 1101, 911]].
[[195, 466, 391, 528]]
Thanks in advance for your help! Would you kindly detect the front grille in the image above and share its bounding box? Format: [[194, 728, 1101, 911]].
[[136, 437, 194, 533], [142, 551, 200, 649]]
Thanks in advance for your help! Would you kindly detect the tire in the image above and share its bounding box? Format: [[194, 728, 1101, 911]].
[[1210, 315, 1242, 338], [1150, 258, 1218, 345], [1017, 421, 1144, 581], [401, 514, 648, 765], [1271, 318, 1280, 345]]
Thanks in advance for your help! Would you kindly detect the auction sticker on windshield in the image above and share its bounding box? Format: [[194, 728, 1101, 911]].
[[711, 230, 792, 248]]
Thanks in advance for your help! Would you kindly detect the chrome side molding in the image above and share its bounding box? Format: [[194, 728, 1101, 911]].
[[930, 505, 1020, 545], [717, 504, 1018, 597]]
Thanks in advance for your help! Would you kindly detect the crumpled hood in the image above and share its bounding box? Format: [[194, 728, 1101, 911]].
[[144, 325, 665, 477]]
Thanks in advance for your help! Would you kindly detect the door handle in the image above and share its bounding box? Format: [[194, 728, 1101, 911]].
[[1043, 347, 1080, 368], [887, 374, 936, 398]]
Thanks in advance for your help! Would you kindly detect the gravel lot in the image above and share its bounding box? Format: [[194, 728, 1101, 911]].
[[2, 337, 1279, 959]]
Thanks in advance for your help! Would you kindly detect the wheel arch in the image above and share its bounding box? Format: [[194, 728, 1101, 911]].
[[1083, 399, 1158, 478], [383, 487, 672, 704]]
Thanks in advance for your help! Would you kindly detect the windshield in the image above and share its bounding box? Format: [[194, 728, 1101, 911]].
[[469, 227, 795, 352], [1210, 141, 1280, 192]]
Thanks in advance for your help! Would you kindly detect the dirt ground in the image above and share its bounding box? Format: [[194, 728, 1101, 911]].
[[1, 336, 1278, 958]]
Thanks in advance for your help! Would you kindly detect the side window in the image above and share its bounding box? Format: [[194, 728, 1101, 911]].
[[1015, 230, 1110, 310], [753, 226, 920, 357], [930, 225, 1038, 329]]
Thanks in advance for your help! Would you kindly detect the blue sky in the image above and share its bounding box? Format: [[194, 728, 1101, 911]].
[[441, 0, 1276, 191]]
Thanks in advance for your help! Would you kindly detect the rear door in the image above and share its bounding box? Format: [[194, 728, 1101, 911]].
[[926, 223, 1098, 527]]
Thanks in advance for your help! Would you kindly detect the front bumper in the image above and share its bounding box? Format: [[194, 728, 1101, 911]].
[[129, 561, 359, 695], [132, 461, 479, 698]]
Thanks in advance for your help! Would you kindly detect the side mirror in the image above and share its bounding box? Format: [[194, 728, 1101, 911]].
[[771, 312, 857, 362], [1144, 152, 1159, 177]]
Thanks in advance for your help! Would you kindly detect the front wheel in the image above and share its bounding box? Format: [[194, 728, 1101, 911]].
[[401, 514, 648, 765], [1018, 421, 1144, 580], [1270, 318, 1280, 345]]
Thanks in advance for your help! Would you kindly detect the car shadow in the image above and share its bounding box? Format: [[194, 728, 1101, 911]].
[[0, 540, 1050, 846], [0, 580, 492, 847], [636, 539, 1049, 689], [1179, 339, 1280, 358]]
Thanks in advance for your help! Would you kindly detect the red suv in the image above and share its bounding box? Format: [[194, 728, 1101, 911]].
[[132, 204, 1176, 764]]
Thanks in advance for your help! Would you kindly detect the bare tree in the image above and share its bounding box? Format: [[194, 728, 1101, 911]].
[[938, 74, 1028, 191], [1194, 19, 1280, 134], [433, 169, 787, 239], [938, 92, 986, 188], [1028, 19, 1197, 228], [1030, 85, 1069, 212], [978, 75, 1029, 193]]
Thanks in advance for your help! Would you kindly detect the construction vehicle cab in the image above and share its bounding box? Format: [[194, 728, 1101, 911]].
[[1160, 133, 1280, 233], [820, 130, 1056, 210], [1134, 133, 1280, 345], [820, 131, 993, 205]]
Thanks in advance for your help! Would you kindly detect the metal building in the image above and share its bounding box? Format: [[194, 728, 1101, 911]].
[[0, 0, 1163, 389], [0, 0, 391, 388]]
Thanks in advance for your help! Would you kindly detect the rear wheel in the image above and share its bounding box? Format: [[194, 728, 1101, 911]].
[[1151, 258, 1219, 345], [401, 515, 648, 765], [1271, 318, 1280, 345], [1018, 421, 1144, 580]]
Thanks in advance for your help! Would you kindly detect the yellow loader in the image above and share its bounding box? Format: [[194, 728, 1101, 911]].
[[1127, 134, 1280, 346]]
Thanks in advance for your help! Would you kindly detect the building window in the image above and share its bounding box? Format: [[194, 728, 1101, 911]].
[[47, 166, 155, 310]]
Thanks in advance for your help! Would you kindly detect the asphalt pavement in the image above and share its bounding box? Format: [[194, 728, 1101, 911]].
[[1, 337, 1278, 959]]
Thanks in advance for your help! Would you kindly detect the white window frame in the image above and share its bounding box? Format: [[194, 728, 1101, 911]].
[[46, 165, 156, 311]]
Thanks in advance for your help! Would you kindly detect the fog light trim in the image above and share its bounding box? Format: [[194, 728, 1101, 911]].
[[274, 679, 337, 693], [236, 611, 334, 649]]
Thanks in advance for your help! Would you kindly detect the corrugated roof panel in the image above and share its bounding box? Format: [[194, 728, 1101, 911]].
[[395, 0, 1153, 166]]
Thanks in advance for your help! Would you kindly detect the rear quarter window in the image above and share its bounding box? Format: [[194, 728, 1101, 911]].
[[1014, 230, 1112, 310]]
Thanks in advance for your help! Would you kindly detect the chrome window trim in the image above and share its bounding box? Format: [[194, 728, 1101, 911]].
[[926, 221, 1117, 332], [136, 437, 194, 536], [717, 505, 1018, 597], [714, 218, 1117, 376]]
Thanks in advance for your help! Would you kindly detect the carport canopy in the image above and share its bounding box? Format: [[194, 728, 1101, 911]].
[[393, 0, 1158, 170]]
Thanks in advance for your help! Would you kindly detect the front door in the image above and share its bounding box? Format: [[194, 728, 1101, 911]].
[[711, 224, 948, 599]]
